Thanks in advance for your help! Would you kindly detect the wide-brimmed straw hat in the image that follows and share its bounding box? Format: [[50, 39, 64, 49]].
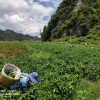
[[29, 72, 39, 84]]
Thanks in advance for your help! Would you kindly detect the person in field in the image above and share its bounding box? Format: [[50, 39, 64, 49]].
[[92, 45, 94, 49], [9, 72, 39, 92]]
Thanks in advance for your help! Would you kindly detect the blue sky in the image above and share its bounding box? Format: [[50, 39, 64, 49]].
[[0, 0, 62, 37]]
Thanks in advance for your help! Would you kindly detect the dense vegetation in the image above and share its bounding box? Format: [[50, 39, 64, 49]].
[[0, 29, 40, 41], [41, 0, 100, 41], [0, 41, 100, 100]]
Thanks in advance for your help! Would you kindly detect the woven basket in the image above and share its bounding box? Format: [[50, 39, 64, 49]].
[[0, 64, 21, 88]]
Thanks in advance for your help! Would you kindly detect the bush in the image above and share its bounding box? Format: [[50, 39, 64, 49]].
[[88, 25, 100, 36]]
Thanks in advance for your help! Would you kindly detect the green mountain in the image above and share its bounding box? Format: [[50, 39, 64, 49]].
[[41, 0, 100, 41], [0, 29, 40, 41]]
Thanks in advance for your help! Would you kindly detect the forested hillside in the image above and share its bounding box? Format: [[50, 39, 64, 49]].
[[41, 0, 100, 41], [0, 29, 40, 41]]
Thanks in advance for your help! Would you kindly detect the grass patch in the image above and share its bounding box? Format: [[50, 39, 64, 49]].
[[74, 79, 100, 100]]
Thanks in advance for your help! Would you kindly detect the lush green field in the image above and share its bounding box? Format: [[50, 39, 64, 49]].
[[0, 41, 100, 100]]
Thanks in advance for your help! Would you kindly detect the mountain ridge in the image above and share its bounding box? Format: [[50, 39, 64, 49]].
[[0, 29, 40, 41]]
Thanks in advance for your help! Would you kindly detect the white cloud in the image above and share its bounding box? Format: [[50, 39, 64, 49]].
[[0, 0, 62, 37], [0, 0, 28, 9], [5, 14, 24, 23], [31, 2, 53, 20]]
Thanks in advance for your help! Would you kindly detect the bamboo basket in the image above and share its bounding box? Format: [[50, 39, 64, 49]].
[[0, 64, 21, 88]]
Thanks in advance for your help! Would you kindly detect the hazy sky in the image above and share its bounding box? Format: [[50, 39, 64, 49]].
[[0, 0, 62, 37]]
